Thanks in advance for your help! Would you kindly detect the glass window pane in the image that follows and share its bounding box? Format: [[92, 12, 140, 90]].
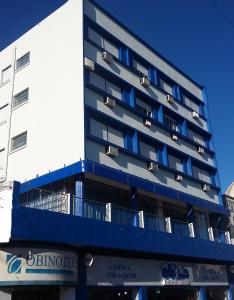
[[184, 95, 199, 112], [106, 81, 121, 100], [107, 126, 124, 147], [164, 115, 179, 132], [139, 141, 156, 161], [90, 119, 107, 141], [16, 53, 30, 70], [13, 89, 29, 108], [2, 66, 11, 83], [89, 72, 106, 91], [88, 27, 103, 48], [160, 79, 173, 95], [11, 132, 27, 151], [0, 105, 8, 124], [168, 154, 183, 171], [133, 59, 148, 76], [103, 39, 119, 58]]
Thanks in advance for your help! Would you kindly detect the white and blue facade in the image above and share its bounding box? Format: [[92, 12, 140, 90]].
[[0, 0, 234, 299]]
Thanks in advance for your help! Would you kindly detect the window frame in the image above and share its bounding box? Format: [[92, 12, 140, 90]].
[[16, 52, 30, 71], [11, 131, 27, 152], [13, 88, 29, 108], [1, 65, 11, 85]]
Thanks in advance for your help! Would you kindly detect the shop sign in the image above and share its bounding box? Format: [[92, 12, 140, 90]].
[[0, 248, 78, 285], [87, 256, 228, 287]]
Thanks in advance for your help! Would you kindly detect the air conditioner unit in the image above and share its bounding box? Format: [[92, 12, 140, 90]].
[[84, 57, 95, 71], [202, 183, 210, 192], [101, 51, 112, 64], [197, 147, 205, 155], [105, 145, 118, 157], [191, 111, 199, 119], [171, 134, 178, 141], [140, 76, 150, 87], [143, 119, 151, 127], [166, 94, 174, 104], [104, 96, 115, 108], [175, 173, 183, 182], [147, 161, 158, 172]]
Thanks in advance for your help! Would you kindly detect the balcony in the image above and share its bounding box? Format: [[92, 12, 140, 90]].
[[19, 190, 232, 246], [2, 181, 234, 262]]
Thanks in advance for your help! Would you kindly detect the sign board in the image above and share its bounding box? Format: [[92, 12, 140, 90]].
[[0, 184, 13, 243], [0, 248, 78, 285], [87, 256, 228, 286]]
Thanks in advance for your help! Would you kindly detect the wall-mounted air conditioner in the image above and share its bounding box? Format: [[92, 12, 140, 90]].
[[171, 134, 178, 141], [197, 147, 205, 155], [166, 94, 174, 104], [104, 96, 115, 108], [147, 161, 158, 172], [191, 111, 199, 119], [101, 51, 112, 64], [175, 173, 183, 182], [84, 57, 95, 71], [143, 119, 151, 128], [140, 76, 150, 87], [202, 183, 210, 192], [105, 145, 118, 157]]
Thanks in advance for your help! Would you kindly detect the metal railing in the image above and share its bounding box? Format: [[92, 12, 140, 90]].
[[83, 199, 106, 221], [170, 218, 190, 237], [20, 193, 232, 245], [20, 188, 69, 214]]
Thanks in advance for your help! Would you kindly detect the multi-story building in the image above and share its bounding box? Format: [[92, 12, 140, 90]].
[[0, 0, 233, 299]]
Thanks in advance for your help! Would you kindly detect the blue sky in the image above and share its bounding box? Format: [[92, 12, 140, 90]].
[[1, 0, 234, 192]]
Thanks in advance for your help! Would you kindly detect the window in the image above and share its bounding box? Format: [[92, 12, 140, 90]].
[[132, 59, 148, 77], [164, 114, 179, 132], [0, 148, 5, 169], [88, 27, 119, 58], [1, 65, 11, 84], [168, 153, 183, 172], [183, 94, 200, 113], [89, 72, 122, 100], [135, 98, 152, 117], [13, 88, 29, 108], [0, 104, 8, 124], [139, 141, 157, 161], [90, 119, 124, 147], [11, 132, 27, 151], [192, 165, 211, 183], [187, 128, 205, 146], [160, 79, 173, 95], [16, 52, 30, 70]]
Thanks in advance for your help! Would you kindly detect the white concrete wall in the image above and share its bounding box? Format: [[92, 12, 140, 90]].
[[0, 0, 84, 183]]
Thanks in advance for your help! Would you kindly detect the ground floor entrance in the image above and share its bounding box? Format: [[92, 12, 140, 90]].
[[0, 287, 60, 300]]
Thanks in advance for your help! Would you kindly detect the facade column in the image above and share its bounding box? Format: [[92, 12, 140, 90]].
[[131, 187, 138, 227], [74, 175, 84, 217], [198, 287, 206, 300]]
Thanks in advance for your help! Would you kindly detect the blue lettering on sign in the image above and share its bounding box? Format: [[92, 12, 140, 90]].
[[161, 263, 189, 280]]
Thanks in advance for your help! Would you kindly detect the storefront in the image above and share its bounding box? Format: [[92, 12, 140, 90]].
[[87, 255, 230, 300], [0, 247, 78, 300]]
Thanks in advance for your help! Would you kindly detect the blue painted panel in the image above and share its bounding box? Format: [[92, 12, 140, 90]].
[[10, 207, 234, 262], [20, 161, 85, 193], [199, 287, 207, 300], [75, 179, 84, 217]]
